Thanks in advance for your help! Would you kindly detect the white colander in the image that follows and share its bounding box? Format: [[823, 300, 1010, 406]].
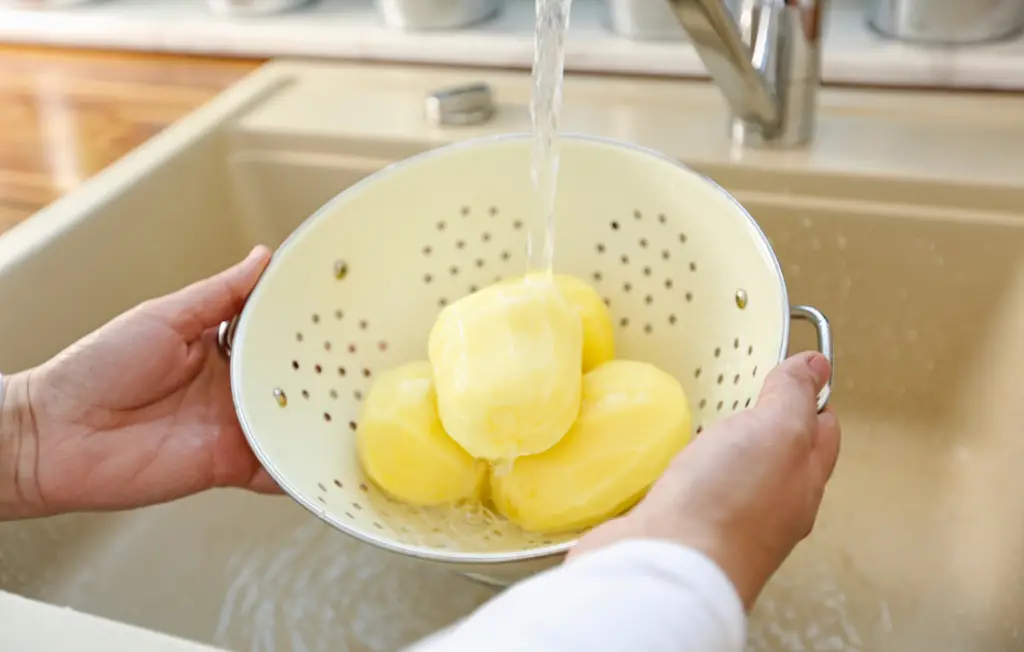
[[218, 134, 832, 587]]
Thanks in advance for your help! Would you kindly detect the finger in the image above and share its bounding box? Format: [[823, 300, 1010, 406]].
[[810, 408, 842, 485], [158, 246, 272, 341], [755, 351, 831, 420]]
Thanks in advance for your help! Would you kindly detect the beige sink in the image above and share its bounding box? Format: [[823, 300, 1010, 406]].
[[2, 61, 1024, 652]]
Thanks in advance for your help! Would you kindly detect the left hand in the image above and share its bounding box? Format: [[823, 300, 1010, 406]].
[[570, 352, 840, 610], [7, 246, 280, 518]]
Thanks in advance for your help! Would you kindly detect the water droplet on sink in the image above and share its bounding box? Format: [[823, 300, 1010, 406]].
[[835, 235, 848, 250], [933, 255, 945, 267], [789, 264, 801, 276], [801, 216, 814, 228], [810, 237, 822, 251]]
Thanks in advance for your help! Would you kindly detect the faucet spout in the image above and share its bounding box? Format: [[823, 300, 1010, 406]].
[[667, 0, 826, 148]]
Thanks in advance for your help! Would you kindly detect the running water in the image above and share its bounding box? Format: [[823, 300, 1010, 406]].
[[527, 0, 572, 277]]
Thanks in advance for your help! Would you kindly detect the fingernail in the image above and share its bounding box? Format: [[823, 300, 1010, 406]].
[[244, 245, 269, 264], [806, 353, 831, 387]]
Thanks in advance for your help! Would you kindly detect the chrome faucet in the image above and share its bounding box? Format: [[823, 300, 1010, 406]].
[[666, 0, 826, 148]]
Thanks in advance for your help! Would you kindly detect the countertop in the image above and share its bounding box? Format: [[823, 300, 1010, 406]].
[[0, 590, 224, 652], [0, 45, 260, 235], [1, 0, 1024, 91]]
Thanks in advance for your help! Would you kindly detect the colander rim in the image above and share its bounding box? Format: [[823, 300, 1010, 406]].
[[229, 131, 791, 566]]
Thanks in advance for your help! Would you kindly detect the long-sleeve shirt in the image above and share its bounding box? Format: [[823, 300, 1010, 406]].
[[406, 539, 746, 652]]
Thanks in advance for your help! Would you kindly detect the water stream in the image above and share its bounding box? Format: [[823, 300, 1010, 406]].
[[527, 0, 573, 277]]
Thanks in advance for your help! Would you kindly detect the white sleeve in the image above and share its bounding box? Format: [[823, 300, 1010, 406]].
[[405, 539, 746, 652]]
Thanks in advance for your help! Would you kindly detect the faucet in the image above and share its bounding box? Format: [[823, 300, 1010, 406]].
[[666, 0, 826, 148]]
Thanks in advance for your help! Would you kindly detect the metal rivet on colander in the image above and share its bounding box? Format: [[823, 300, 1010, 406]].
[[425, 82, 496, 127], [273, 388, 287, 407], [736, 289, 749, 309]]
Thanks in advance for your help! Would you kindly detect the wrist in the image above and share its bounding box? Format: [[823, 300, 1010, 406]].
[[0, 371, 43, 520], [574, 510, 765, 612]]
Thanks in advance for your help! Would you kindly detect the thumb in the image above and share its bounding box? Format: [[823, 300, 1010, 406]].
[[755, 351, 831, 419], [158, 246, 272, 341]]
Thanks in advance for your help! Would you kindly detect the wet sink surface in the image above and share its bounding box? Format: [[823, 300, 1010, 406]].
[[2, 62, 1023, 652]]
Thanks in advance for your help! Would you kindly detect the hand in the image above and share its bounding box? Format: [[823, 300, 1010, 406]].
[[1, 246, 279, 519], [571, 351, 840, 610]]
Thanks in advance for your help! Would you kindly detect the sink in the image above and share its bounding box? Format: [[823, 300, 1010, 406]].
[[2, 61, 1023, 651]]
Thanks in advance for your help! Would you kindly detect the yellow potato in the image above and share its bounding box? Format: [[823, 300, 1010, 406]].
[[505, 273, 615, 372], [491, 360, 692, 533], [428, 279, 583, 462], [356, 361, 487, 506]]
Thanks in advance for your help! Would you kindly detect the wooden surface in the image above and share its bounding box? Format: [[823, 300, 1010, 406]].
[[0, 46, 262, 235]]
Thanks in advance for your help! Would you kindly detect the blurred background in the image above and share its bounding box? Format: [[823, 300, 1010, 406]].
[[1, 0, 1023, 233]]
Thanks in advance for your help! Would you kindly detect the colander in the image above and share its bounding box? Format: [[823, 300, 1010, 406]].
[[217, 134, 833, 587]]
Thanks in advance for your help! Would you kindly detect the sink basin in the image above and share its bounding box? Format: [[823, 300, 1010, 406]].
[[2, 61, 1023, 651]]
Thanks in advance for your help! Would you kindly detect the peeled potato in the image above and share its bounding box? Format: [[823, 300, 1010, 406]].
[[428, 279, 583, 462], [491, 360, 692, 533], [356, 361, 486, 506], [505, 273, 615, 372]]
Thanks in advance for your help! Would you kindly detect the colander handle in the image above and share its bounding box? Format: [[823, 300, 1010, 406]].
[[790, 305, 833, 413], [217, 316, 239, 359]]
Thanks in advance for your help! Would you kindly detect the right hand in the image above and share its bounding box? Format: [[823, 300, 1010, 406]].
[[571, 351, 840, 610]]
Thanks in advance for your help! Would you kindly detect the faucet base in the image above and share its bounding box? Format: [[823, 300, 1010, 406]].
[[669, 0, 824, 150]]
